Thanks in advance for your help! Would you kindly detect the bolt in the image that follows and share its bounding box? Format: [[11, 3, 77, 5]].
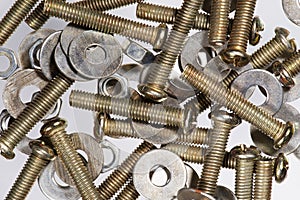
[[136, 2, 210, 30], [249, 16, 265, 46], [253, 158, 273, 200], [0, 73, 73, 159], [137, 0, 204, 102], [232, 145, 260, 200], [100, 115, 210, 145], [97, 141, 155, 199], [115, 179, 140, 200], [43, 0, 168, 51], [209, 0, 231, 47], [250, 27, 296, 69], [181, 64, 295, 149], [4, 140, 55, 200], [197, 110, 241, 196], [40, 118, 102, 200], [0, 0, 39, 45], [220, 0, 257, 67], [274, 153, 289, 183], [69, 90, 196, 130]]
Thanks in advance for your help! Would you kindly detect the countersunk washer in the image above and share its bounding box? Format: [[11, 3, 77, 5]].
[[2, 69, 48, 118], [39, 31, 62, 80], [69, 30, 123, 79], [18, 28, 56, 69], [0, 47, 19, 80], [133, 149, 186, 200]]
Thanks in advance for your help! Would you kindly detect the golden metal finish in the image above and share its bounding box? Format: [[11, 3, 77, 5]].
[[41, 118, 102, 200], [254, 158, 273, 200], [115, 179, 140, 200]]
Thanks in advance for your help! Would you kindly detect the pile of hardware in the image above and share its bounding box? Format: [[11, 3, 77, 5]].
[[0, 0, 300, 199]]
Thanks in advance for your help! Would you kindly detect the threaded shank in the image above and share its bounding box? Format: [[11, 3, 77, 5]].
[[197, 121, 232, 195], [48, 128, 101, 199], [251, 36, 292, 69], [282, 50, 300, 77], [0, 0, 39, 45], [136, 2, 210, 30], [98, 141, 154, 199], [254, 159, 273, 200], [183, 93, 211, 115], [69, 90, 183, 127], [209, 0, 230, 46], [43, 0, 159, 46], [115, 179, 140, 200], [25, 1, 51, 30], [181, 65, 286, 143], [0, 74, 73, 159], [227, 0, 257, 53], [5, 155, 50, 200], [144, 0, 204, 90]]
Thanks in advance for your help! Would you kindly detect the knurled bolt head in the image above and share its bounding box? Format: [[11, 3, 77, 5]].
[[40, 118, 67, 137]]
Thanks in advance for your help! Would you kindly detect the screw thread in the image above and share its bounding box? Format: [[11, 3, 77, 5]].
[[209, 0, 230, 46], [181, 64, 287, 144], [253, 159, 273, 200], [282, 50, 300, 78], [197, 120, 233, 195], [25, 1, 50, 30], [227, 0, 257, 53], [98, 141, 154, 199], [0, 74, 73, 159], [235, 158, 256, 200], [183, 93, 212, 115], [136, 2, 210, 30], [0, 0, 39, 45], [222, 70, 239, 88], [115, 179, 140, 200], [69, 90, 183, 127], [251, 35, 293, 69], [223, 151, 237, 169], [142, 0, 204, 92], [43, 0, 159, 46], [45, 122, 101, 200], [5, 155, 51, 200], [77, 0, 143, 11]]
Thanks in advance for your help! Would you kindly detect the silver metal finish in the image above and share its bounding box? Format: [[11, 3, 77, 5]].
[[0, 109, 13, 133], [0, 47, 18, 80], [185, 163, 199, 188], [69, 30, 123, 79], [133, 149, 186, 200], [98, 73, 129, 98], [100, 139, 121, 173], [282, 0, 300, 26], [177, 188, 215, 200], [283, 74, 300, 102], [28, 39, 43, 70]]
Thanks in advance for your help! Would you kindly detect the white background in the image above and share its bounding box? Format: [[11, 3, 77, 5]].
[[1, 0, 300, 199]]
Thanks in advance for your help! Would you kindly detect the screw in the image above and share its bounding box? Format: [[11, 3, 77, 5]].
[[197, 110, 241, 196], [100, 116, 210, 145], [136, 2, 210, 30], [0, 73, 73, 159], [209, 0, 231, 46], [249, 16, 265, 46], [253, 158, 273, 200], [220, 0, 257, 67], [250, 27, 296, 69], [274, 153, 289, 183], [232, 145, 260, 200], [25, 0, 143, 30], [69, 90, 196, 130], [137, 0, 204, 102], [181, 64, 294, 149], [115, 179, 140, 200], [4, 140, 55, 200], [0, 0, 39, 45], [40, 118, 102, 200], [97, 141, 155, 199], [43, 0, 168, 51]]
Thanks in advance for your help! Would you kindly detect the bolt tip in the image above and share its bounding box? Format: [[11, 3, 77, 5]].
[[40, 118, 67, 137]]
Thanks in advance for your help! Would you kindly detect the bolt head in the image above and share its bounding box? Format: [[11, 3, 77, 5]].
[[274, 153, 289, 183], [250, 16, 265, 46], [274, 121, 295, 150], [220, 49, 250, 68], [0, 140, 15, 159], [40, 118, 67, 137], [138, 83, 168, 103], [231, 144, 260, 160], [209, 110, 241, 127], [275, 31, 296, 54], [29, 140, 55, 160]]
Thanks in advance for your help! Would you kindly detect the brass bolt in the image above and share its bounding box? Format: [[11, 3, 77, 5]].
[[221, 0, 257, 67], [138, 0, 204, 102], [40, 118, 102, 200], [115, 179, 140, 200], [43, 0, 168, 51], [274, 153, 289, 183], [97, 141, 155, 199], [136, 2, 210, 30], [0, 73, 73, 159], [250, 27, 296, 69], [0, 0, 39, 45], [181, 64, 294, 149], [197, 110, 240, 196], [209, 0, 231, 46], [232, 145, 260, 200], [69, 90, 195, 130], [253, 158, 273, 200], [5, 140, 55, 200]]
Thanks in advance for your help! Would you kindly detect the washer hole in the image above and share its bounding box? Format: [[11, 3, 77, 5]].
[[53, 172, 69, 188], [103, 147, 115, 167], [197, 47, 216, 67], [20, 85, 40, 103], [85, 44, 106, 65], [149, 165, 171, 187], [76, 149, 88, 163], [0, 55, 11, 72], [247, 86, 267, 106]]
